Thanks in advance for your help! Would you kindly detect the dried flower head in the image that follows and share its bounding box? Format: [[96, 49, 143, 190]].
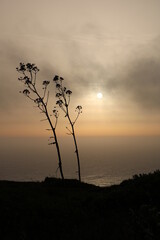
[[34, 98, 42, 104], [76, 105, 82, 111], [53, 75, 59, 81], [56, 99, 63, 107], [23, 89, 30, 96], [43, 80, 50, 86], [56, 83, 61, 88], [53, 108, 59, 118], [66, 90, 72, 95], [56, 93, 62, 98]]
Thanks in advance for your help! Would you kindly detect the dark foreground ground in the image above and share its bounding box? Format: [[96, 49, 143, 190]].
[[0, 171, 160, 240]]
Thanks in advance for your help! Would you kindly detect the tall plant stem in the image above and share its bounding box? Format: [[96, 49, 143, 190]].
[[71, 124, 81, 182], [67, 110, 81, 182], [44, 107, 64, 180], [54, 76, 82, 181], [33, 85, 64, 180]]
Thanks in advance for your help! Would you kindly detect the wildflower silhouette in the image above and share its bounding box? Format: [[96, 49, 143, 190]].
[[53, 75, 82, 181], [16, 63, 64, 179]]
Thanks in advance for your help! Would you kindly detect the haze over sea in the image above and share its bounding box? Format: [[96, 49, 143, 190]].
[[0, 136, 160, 187]]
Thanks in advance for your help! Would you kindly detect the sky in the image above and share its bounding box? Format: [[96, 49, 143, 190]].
[[1, 0, 160, 137]]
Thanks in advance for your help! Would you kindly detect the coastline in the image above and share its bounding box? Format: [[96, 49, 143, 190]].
[[0, 170, 160, 239]]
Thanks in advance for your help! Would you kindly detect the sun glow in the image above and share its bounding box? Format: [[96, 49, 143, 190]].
[[97, 92, 103, 99]]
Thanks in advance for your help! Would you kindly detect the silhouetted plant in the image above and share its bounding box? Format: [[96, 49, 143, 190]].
[[16, 63, 64, 179], [53, 75, 82, 181]]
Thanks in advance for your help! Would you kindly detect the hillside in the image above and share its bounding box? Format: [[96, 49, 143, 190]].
[[0, 171, 160, 239]]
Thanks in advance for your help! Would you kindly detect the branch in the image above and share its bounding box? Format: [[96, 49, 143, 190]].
[[33, 72, 36, 85], [27, 95, 35, 101], [48, 142, 56, 145], [46, 91, 49, 106], [29, 70, 32, 82], [73, 112, 80, 126], [67, 95, 71, 106], [66, 126, 73, 135], [40, 118, 48, 122], [54, 116, 58, 129], [59, 104, 67, 114]]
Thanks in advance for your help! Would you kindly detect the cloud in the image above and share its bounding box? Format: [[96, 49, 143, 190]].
[[1, 28, 160, 115], [101, 36, 160, 111], [63, 34, 160, 112], [116, 57, 160, 110]]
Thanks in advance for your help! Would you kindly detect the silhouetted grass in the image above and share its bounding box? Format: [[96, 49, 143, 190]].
[[0, 170, 160, 239]]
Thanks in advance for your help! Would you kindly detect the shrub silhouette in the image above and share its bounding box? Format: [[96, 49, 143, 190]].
[[53, 75, 82, 181], [16, 63, 64, 179]]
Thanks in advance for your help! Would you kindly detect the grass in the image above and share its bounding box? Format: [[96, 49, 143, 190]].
[[0, 171, 160, 239]]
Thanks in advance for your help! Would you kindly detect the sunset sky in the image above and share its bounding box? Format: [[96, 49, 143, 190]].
[[1, 0, 160, 137]]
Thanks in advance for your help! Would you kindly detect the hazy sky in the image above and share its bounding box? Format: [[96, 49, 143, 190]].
[[1, 0, 160, 136]]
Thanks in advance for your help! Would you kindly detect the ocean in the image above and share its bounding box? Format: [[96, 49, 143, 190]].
[[0, 136, 160, 186]]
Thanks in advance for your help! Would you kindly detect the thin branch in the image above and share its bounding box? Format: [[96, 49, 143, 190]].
[[27, 95, 35, 101], [66, 126, 73, 135], [59, 105, 67, 114], [40, 118, 48, 122], [48, 142, 56, 145], [46, 91, 49, 106], [54, 117, 58, 129], [33, 72, 36, 85], [37, 105, 45, 113], [67, 95, 70, 106], [27, 82, 36, 93], [43, 86, 47, 99], [73, 112, 80, 126], [30, 70, 33, 83]]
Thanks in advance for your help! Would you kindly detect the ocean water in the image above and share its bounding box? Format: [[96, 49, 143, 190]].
[[0, 136, 160, 186]]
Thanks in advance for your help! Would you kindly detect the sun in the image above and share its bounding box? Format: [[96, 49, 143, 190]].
[[97, 92, 103, 99]]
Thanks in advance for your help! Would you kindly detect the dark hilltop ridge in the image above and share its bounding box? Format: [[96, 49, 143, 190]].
[[0, 171, 160, 240]]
